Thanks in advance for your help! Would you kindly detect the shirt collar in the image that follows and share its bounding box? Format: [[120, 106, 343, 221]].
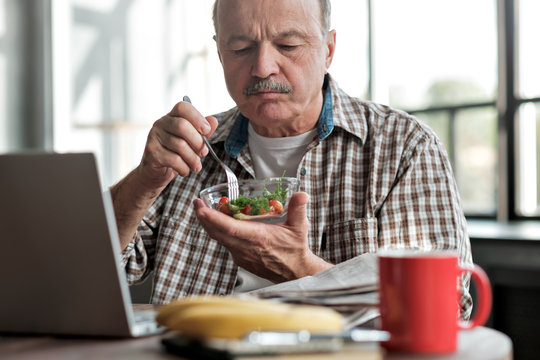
[[316, 74, 334, 141], [325, 73, 368, 144]]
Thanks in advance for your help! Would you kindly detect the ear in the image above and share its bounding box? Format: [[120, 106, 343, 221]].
[[324, 30, 336, 73]]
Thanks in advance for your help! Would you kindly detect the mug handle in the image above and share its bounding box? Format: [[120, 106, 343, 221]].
[[458, 264, 493, 330]]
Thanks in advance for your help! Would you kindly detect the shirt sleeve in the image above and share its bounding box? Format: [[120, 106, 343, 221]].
[[376, 123, 473, 320], [121, 220, 156, 285], [121, 186, 168, 285]]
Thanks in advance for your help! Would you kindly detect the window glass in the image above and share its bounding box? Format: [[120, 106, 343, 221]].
[[52, 0, 229, 188], [454, 107, 498, 215], [415, 107, 497, 216], [0, 80, 5, 151], [415, 112, 451, 158], [0, 0, 6, 151], [518, 0, 540, 98], [372, 0, 497, 110], [0, 0, 22, 152], [330, 0, 369, 99], [516, 103, 540, 216]]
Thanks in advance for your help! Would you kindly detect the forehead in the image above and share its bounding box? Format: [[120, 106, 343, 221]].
[[216, 0, 322, 40]]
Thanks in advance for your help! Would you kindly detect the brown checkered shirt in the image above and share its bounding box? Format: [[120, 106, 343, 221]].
[[122, 74, 473, 319]]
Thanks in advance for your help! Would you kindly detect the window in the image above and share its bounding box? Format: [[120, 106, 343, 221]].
[[371, 0, 497, 109], [517, 0, 540, 99], [0, 0, 25, 152], [51, 0, 232, 188], [0, 0, 7, 151], [515, 0, 540, 216], [516, 103, 540, 216], [0, 0, 52, 152], [330, 0, 369, 99], [2, 0, 537, 220], [370, 0, 498, 216]]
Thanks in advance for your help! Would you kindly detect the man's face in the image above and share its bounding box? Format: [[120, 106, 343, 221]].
[[215, 0, 335, 137]]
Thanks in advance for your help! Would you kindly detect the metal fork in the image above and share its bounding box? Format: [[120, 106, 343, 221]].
[[183, 96, 239, 200]]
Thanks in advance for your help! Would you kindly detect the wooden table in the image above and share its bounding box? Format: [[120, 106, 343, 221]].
[[0, 326, 512, 360]]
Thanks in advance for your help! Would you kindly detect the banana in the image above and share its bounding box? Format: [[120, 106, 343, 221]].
[[156, 295, 344, 340], [156, 295, 287, 328]]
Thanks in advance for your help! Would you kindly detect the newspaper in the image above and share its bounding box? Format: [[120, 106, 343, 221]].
[[249, 253, 380, 328]]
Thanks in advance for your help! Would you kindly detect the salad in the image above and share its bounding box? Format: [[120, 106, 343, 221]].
[[217, 183, 287, 220]]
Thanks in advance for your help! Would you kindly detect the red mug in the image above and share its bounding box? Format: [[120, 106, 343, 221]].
[[378, 250, 492, 354]]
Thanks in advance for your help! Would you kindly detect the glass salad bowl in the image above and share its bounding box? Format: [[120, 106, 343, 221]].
[[199, 177, 300, 224]]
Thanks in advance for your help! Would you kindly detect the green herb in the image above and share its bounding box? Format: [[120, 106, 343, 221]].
[[230, 195, 250, 208], [229, 195, 271, 215], [264, 171, 287, 203], [228, 172, 289, 216], [263, 184, 286, 203]]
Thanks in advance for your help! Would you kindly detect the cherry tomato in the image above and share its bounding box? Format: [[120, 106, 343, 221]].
[[217, 196, 232, 215], [240, 204, 252, 215], [269, 200, 284, 214]]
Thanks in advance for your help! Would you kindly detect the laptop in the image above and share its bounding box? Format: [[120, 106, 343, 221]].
[[0, 152, 163, 337]]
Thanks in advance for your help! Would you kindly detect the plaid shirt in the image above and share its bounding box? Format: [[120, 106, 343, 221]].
[[122, 74, 473, 318]]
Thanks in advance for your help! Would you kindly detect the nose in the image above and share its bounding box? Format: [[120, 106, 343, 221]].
[[250, 43, 279, 79]]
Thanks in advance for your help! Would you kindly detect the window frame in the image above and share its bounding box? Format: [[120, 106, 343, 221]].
[[365, 0, 540, 221], [8, 0, 540, 221]]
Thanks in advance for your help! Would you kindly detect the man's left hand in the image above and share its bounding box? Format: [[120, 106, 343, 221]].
[[193, 192, 333, 283]]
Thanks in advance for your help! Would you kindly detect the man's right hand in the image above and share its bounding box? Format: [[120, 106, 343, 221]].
[[111, 100, 218, 250], [137, 101, 219, 192]]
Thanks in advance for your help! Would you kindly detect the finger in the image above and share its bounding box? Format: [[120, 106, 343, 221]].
[[194, 198, 262, 246], [158, 118, 207, 157], [162, 112, 219, 159], [143, 136, 194, 177], [285, 192, 309, 227], [205, 115, 219, 135], [194, 198, 239, 238], [148, 120, 204, 174], [193, 198, 210, 211], [170, 101, 211, 135]]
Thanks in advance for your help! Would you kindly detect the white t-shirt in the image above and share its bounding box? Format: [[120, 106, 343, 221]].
[[233, 123, 318, 293], [247, 123, 318, 179]]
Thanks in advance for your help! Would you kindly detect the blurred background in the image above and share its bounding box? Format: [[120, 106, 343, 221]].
[[1, 0, 539, 221]]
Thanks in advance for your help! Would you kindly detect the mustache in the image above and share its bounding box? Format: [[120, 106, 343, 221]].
[[243, 78, 292, 96]]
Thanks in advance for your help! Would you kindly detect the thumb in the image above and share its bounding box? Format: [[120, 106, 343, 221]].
[[205, 115, 219, 135], [285, 192, 309, 227]]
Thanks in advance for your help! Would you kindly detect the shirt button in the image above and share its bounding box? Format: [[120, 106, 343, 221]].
[[300, 168, 307, 176], [323, 124, 328, 132]]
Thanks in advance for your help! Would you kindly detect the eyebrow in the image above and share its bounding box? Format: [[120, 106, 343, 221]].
[[225, 35, 252, 46], [225, 29, 311, 46]]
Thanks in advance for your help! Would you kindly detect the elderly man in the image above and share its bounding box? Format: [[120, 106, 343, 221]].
[[111, 0, 473, 319]]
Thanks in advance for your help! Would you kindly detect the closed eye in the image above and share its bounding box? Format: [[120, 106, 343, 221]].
[[279, 44, 299, 51], [232, 47, 252, 55]]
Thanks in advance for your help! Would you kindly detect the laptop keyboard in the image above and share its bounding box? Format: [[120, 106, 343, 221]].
[[134, 311, 156, 323]]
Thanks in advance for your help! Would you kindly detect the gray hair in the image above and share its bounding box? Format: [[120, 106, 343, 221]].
[[212, 0, 331, 37]]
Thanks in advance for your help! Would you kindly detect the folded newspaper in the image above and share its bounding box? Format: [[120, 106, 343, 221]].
[[249, 253, 380, 329]]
